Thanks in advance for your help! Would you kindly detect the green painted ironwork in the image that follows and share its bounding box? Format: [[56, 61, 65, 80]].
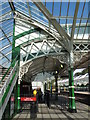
[[12, 46, 20, 63], [12, 20, 20, 62], [68, 69, 71, 109], [0, 71, 17, 108], [71, 68, 76, 110], [11, 20, 21, 112], [14, 28, 40, 40], [0, 55, 19, 116], [14, 80, 20, 112], [14, 62, 20, 112], [12, 20, 15, 61], [17, 84, 20, 110], [14, 80, 18, 113], [68, 68, 76, 111], [12, 21, 20, 61]]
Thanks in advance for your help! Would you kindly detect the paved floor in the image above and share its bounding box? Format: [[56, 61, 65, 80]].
[[13, 96, 90, 120]]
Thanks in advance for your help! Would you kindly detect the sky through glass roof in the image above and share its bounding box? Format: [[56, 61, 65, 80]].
[[0, 0, 89, 68]]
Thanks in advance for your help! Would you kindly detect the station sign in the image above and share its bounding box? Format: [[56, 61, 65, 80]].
[[21, 97, 36, 102]]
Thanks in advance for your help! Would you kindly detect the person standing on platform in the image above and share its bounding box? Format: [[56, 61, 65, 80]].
[[46, 90, 51, 108]]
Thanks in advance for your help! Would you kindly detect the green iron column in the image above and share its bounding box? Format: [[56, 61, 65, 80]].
[[14, 78, 20, 113], [68, 51, 77, 113], [12, 18, 21, 112], [68, 1, 79, 113], [17, 77, 20, 111], [17, 85, 20, 111], [12, 20, 15, 61], [17, 48, 20, 112], [14, 56, 20, 112], [12, 20, 20, 60], [15, 80, 18, 113], [68, 68, 71, 110]]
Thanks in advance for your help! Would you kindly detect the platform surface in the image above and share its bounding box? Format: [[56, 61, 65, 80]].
[[13, 96, 90, 120]]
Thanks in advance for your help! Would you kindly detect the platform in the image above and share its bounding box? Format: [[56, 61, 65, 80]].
[[13, 96, 89, 120]]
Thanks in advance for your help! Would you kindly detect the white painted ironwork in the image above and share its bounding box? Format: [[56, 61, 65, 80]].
[[0, 1, 89, 78]]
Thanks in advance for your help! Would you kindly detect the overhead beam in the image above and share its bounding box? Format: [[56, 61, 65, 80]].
[[0, 27, 12, 45], [8, 0, 15, 14], [26, 0, 32, 18], [2, 61, 9, 67], [16, 36, 47, 47], [76, 1, 86, 38], [0, 32, 12, 41], [50, 16, 89, 20], [65, 0, 70, 28], [21, 47, 28, 54], [45, 0, 46, 6], [15, 11, 70, 52], [32, 0, 70, 41], [52, 0, 54, 15], [0, 44, 11, 52], [14, 28, 40, 40], [59, 0, 62, 23], [0, 51, 12, 61], [71, 1, 80, 40], [82, 13, 90, 39], [0, 51, 10, 62]]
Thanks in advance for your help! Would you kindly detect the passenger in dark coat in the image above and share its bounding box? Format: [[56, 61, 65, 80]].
[[46, 90, 51, 108], [37, 88, 42, 103]]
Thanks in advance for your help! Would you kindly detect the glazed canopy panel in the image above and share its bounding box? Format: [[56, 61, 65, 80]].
[[0, 0, 89, 69]]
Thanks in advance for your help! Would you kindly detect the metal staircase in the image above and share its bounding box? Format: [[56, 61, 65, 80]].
[[0, 68, 11, 89], [0, 59, 19, 120]]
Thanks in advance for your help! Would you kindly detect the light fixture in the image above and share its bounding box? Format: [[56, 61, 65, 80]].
[[55, 71, 58, 74], [61, 64, 63, 68]]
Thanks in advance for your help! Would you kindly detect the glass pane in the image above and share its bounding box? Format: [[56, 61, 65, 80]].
[[1, 46, 12, 55]]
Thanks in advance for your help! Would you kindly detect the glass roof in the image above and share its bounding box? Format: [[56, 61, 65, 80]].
[[0, 0, 89, 68]]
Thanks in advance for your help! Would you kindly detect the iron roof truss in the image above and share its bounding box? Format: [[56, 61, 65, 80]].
[[0, 0, 89, 69]]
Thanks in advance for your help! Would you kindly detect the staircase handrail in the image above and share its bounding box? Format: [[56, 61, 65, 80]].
[[0, 60, 19, 103], [0, 55, 19, 84]]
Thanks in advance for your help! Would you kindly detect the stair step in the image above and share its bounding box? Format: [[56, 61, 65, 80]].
[[1, 82, 5, 85], [0, 85, 3, 88], [0, 77, 8, 81], [1, 81, 5, 83], [0, 76, 8, 78], [1, 71, 11, 73], [0, 74, 9, 76], [0, 67, 13, 91]]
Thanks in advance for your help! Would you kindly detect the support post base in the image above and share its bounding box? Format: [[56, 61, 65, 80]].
[[17, 109, 21, 113], [55, 96, 58, 101], [67, 108, 77, 113]]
